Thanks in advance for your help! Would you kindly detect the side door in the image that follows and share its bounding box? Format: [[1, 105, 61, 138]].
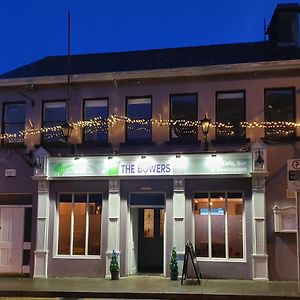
[[0, 207, 24, 273]]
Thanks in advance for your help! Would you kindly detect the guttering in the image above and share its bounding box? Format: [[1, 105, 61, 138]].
[[0, 59, 300, 87]]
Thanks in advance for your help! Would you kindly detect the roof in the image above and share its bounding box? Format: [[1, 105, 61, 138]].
[[1, 41, 300, 79]]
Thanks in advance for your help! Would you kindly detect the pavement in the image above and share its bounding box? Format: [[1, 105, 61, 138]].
[[0, 276, 298, 299]]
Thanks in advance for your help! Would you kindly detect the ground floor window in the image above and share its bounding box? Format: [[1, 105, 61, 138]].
[[194, 192, 244, 259], [57, 193, 102, 256]]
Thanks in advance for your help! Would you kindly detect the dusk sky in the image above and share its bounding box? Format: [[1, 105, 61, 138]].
[[0, 0, 296, 74]]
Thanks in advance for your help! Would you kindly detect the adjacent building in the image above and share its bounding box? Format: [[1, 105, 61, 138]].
[[0, 3, 299, 280]]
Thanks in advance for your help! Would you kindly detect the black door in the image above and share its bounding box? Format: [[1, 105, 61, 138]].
[[138, 208, 164, 273]]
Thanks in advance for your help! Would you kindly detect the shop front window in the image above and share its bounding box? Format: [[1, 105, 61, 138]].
[[58, 193, 102, 256], [194, 192, 244, 260]]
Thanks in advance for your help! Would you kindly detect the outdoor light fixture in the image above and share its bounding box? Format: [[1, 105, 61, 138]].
[[108, 156, 113, 160], [176, 154, 181, 158], [201, 113, 211, 151], [255, 149, 265, 170], [61, 121, 73, 141], [141, 155, 146, 159]]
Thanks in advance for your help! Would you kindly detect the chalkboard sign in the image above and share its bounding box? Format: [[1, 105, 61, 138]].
[[181, 241, 202, 285]]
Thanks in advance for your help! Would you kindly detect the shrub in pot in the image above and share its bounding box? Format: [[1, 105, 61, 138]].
[[169, 246, 178, 280], [110, 250, 119, 280]]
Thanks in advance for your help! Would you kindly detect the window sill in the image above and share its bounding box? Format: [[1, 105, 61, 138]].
[[53, 255, 101, 260], [121, 140, 155, 146], [261, 136, 300, 143], [77, 141, 111, 148], [165, 139, 201, 145], [211, 138, 250, 145], [41, 141, 69, 148], [1, 142, 26, 149], [197, 257, 246, 263]]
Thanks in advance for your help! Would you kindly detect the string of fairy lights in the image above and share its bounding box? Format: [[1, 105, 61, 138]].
[[2, 115, 299, 141]]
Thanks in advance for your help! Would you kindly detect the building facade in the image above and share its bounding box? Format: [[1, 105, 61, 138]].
[[0, 3, 299, 280]]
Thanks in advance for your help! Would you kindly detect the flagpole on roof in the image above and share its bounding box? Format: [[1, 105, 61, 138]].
[[67, 10, 71, 120]]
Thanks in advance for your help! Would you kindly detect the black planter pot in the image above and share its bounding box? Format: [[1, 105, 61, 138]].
[[170, 271, 178, 280], [111, 271, 119, 280]]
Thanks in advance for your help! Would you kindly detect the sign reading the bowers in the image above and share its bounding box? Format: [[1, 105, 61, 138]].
[[287, 159, 300, 192], [47, 153, 252, 178]]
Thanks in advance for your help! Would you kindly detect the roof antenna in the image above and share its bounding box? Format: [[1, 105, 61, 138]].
[[264, 17, 267, 41]]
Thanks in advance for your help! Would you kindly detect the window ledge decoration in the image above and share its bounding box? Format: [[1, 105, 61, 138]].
[[273, 205, 296, 233]]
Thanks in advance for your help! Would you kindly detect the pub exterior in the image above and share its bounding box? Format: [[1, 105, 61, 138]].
[[0, 3, 299, 280]]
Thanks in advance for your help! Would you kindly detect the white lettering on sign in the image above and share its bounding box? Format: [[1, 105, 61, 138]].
[[120, 163, 172, 175]]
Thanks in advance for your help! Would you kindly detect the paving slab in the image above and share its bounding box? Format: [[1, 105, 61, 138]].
[[0, 276, 298, 299]]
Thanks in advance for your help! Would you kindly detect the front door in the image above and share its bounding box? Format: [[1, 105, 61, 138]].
[[138, 208, 164, 273], [0, 207, 24, 273]]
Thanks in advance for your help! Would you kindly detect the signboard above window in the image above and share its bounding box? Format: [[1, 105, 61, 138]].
[[47, 153, 252, 178]]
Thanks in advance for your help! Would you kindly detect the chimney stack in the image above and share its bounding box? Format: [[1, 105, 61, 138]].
[[267, 3, 300, 47]]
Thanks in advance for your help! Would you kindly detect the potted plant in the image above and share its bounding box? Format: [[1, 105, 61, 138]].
[[110, 250, 119, 280], [169, 246, 178, 280]]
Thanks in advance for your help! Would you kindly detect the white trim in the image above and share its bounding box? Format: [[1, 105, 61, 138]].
[[52, 255, 101, 260], [1, 59, 300, 86], [198, 257, 247, 263]]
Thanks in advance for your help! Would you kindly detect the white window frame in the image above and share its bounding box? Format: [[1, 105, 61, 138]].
[[192, 191, 246, 263], [53, 192, 102, 259]]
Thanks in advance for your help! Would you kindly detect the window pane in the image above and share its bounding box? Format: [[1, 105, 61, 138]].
[[43, 101, 66, 142], [228, 194, 243, 258], [3, 103, 25, 143], [88, 193, 102, 255], [4, 103, 25, 123], [216, 92, 245, 139], [194, 195, 209, 257], [44, 102, 66, 122], [73, 194, 87, 255], [170, 94, 197, 140], [84, 100, 108, 142], [144, 209, 154, 238], [210, 193, 225, 258], [127, 98, 152, 141], [265, 89, 295, 138], [58, 201, 72, 255]]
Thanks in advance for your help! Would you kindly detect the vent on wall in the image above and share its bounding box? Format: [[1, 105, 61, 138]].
[[5, 169, 16, 177]]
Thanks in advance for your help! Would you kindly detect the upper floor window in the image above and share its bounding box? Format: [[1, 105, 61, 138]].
[[42, 101, 66, 143], [57, 193, 102, 256], [265, 88, 295, 139], [126, 97, 152, 142], [83, 99, 108, 143], [2, 102, 26, 144], [216, 91, 246, 140], [194, 192, 244, 260], [170, 94, 198, 142]]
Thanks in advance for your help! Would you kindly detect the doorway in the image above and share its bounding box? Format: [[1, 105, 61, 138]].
[[0, 207, 24, 273], [138, 208, 164, 273], [129, 193, 165, 275]]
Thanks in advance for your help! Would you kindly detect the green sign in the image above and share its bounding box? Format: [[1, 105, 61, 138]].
[[47, 153, 252, 178]]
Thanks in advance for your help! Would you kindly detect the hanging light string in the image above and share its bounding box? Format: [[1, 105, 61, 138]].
[[2, 116, 299, 141]]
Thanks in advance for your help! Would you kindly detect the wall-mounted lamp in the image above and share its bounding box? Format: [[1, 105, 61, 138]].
[[255, 149, 265, 170], [108, 156, 113, 160], [61, 121, 73, 141], [201, 113, 211, 151], [141, 155, 146, 159], [176, 154, 181, 158], [74, 157, 80, 161]]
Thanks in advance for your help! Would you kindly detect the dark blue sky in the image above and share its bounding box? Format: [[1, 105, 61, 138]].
[[0, 0, 296, 74]]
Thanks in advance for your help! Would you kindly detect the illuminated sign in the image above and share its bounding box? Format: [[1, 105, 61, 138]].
[[47, 153, 252, 178]]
